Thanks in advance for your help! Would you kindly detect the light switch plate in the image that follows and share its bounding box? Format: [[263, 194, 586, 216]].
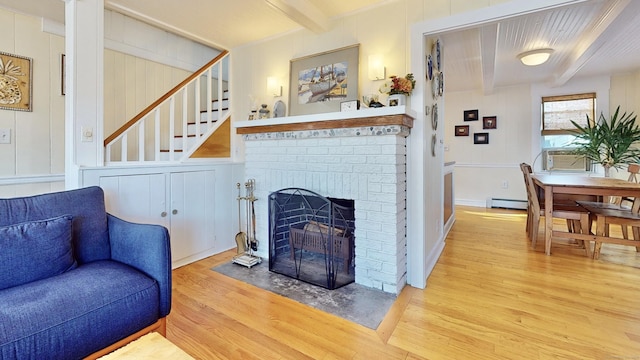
[[0, 128, 10, 144]]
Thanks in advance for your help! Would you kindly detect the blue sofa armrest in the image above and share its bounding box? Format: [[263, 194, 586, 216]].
[[107, 214, 172, 317]]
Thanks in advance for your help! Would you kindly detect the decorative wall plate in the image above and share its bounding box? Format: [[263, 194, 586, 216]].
[[273, 100, 286, 118], [432, 103, 438, 130], [432, 38, 441, 71], [438, 72, 444, 97], [432, 71, 440, 99], [427, 54, 433, 81], [431, 134, 437, 157]]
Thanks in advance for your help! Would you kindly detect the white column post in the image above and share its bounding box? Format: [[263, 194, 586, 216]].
[[64, 0, 104, 189]]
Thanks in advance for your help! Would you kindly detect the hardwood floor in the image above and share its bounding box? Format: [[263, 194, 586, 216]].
[[167, 206, 640, 359]]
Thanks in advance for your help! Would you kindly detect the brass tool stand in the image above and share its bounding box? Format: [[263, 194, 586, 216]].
[[232, 179, 262, 268]]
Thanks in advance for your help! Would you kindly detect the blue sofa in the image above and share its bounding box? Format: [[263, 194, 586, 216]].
[[0, 186, 172, 359]]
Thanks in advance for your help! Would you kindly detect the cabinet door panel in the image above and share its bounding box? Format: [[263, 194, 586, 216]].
[[170, 170, 216, 263], [99, 173, 168, 228]]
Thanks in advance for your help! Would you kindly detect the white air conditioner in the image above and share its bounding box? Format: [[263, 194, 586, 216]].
[[543, 149, 589, 171]]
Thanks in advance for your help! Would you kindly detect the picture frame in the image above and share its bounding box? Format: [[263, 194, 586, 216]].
[[474, 132, 489, 144], [289, 44, 359, 116], [463, 109, 478, 121], [483, 116, 497, 129], [0, 51, 33, 112], [454, 125, 469, 136]]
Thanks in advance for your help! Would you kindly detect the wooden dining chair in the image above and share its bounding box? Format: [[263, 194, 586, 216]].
[[607, 163, 640, 239], [524, 172, 591, 256], [577, 198, 640, 259], [519, 162, 591, 238]]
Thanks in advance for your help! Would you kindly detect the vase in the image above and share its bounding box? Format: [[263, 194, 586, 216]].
[[387, 94, 407, 107]]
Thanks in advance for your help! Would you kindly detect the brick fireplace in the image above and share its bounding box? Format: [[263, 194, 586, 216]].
[[235, 108, 413, 294]]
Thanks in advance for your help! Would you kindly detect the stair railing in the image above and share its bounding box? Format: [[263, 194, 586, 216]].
[[104, 50, 230, 164]]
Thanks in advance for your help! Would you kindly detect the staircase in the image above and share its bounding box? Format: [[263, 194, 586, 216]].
[[104, 51, 231, 164]]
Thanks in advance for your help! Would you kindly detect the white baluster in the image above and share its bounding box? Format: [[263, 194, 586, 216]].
[[121, 133, 128, 162], [207, 68, 213, 128], [154, 109, 160, 161], [195, 77, 201, 138], [182, 89, 188, 156], [169, 97, 175, 161], [138, 117, 145, 161]]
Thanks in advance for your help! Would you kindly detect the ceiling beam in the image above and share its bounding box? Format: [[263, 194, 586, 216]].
[[480, 23, 499, 94], [552, 0, 632, 86], [263, 0, 329, 34]]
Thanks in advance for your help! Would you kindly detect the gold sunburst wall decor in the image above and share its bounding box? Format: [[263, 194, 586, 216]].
[[0, 51, 32, 112]]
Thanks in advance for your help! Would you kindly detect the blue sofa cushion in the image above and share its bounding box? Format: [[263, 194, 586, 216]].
[[0, 187, 110, 264], [0, 215, 77, 291], [0, 260, 160, 360]]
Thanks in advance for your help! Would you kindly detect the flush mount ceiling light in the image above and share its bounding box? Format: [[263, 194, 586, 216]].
[[518, 49, 554, 66]]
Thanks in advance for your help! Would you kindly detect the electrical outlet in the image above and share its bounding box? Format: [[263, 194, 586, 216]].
[[501, 180, 509, 189], [0, 129, 10, 144]]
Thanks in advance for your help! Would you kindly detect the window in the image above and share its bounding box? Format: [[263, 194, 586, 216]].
[[541, 93, 596, 136]]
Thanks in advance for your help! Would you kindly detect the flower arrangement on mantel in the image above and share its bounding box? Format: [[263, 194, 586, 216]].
[[379, 73, 416, 96]]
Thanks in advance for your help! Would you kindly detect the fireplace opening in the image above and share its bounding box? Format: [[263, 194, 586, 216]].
[[268, 188, 355, 290]]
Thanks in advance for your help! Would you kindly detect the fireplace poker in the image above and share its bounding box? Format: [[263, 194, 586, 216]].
[[234, 183, 247, 255]]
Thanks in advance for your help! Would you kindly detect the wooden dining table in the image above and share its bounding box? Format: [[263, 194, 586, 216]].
[[531, 174, 640, 255]]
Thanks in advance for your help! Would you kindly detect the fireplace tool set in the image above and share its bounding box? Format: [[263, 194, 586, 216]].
[[232, 179, 262, 268]]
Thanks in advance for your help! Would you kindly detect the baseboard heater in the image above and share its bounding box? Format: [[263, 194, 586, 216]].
[[486, 198, 528, 210]]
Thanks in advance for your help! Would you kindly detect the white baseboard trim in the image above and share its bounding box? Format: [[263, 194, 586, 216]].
[[423, 237, 446, 288], [455, 199, 487, 208]]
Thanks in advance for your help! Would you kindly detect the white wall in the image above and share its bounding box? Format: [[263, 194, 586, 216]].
[[444, 84, 531, 207], [229, 0, 513, 160], [0, 8, 65, 197], [0, 7, 219, 197], [443, 75, 612, 206]]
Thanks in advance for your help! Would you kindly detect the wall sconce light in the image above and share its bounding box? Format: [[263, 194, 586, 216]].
[[517, 49, 553, 66], [368, 54, 386, 80], [267, 76, 282, 97]]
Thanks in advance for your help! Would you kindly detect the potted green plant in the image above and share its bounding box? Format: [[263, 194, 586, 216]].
[[570, 106, 640, 177]]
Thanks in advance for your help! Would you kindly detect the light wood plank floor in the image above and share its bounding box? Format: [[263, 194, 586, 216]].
[[167, 206, 640, 359]]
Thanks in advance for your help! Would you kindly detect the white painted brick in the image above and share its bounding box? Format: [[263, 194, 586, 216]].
[[357, 219, 382, 232], [367, 270, 397, 284], [367, 155, 398, 165], [366, 136, 399, 145], [297, 139, 319, 147], [341, 137, 368, 146], [343, 155, 368, 164], [287, 147, 305, 154], [354, 146, 382, 155], [355, 257, 383, 270], [353, 164, 383, 174], [330, 146, 353, 155], [381, 144, 405, 154], [307, 147, 329, 155]]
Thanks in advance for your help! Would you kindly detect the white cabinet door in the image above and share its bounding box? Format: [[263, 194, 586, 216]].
[[99, 173, 168, 229], [169, 170, 216, 266]]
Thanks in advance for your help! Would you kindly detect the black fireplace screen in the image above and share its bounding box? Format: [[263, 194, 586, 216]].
[[269, 188, 355, 290]]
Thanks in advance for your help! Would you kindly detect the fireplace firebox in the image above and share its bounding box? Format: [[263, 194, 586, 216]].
[[269, 188, 355, 290]]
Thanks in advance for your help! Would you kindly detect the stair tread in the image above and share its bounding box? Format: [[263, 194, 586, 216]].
[[200, 108, 228, 113], [188, 119, 218, 125]]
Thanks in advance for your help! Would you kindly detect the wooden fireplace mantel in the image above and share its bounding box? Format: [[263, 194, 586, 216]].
[[234, 106, 415, 135]]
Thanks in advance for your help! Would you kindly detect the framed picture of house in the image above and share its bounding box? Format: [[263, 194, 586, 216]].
[[483, 116, 497, 129], [463, 109, 478, 121], [455, 125, 469, 136], [289, 44, 360, 116], [474, 132, 489, 144], [0, 51, 32, 112]]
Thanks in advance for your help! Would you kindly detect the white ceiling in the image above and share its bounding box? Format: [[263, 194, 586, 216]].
[[1, 0, 640, 93]]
